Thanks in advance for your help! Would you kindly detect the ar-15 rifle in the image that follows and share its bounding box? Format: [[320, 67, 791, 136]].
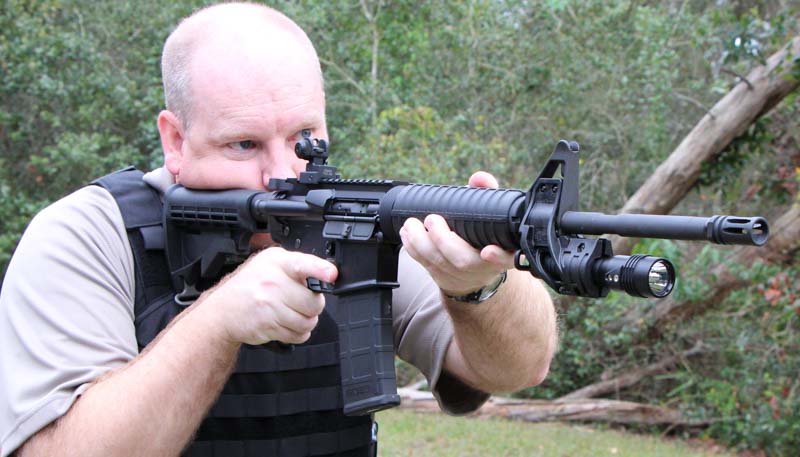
[[163, 132, 769, 417]]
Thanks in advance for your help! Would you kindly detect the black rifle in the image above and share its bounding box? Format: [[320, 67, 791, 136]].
[[163, 133, 769, 416]]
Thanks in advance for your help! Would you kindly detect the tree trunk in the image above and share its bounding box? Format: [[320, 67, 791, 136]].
[[558, 341, 708, 400], [610, 35, 800, 256], [397, 388, 708, 426]]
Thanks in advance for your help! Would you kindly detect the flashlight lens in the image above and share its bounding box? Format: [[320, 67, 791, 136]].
[[648, 260, 671, 296]]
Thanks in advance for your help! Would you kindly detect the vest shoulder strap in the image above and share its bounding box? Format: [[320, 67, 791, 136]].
[[92, 167, 174, 320]]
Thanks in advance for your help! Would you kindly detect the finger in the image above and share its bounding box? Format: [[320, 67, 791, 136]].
[[282, 331, 312, 345], [268, 324, 313, 345], [247, 284, 321, 344], [271, 249, 338, 284], [399, 217, 448, 272], [422, 214, 484, 271], [480, 245, 516, 270], [260, 272, 326, 318], [285, 285, 327, 318], [468, 171, 499, 189], [273, 305, 320, 337]]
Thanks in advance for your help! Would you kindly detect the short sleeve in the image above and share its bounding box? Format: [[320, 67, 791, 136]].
[[0, 186, 137, 456], [392, 249, 489, 415]]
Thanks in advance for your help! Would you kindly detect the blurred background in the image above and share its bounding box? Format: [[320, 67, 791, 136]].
[[1, 0, 798, 455]]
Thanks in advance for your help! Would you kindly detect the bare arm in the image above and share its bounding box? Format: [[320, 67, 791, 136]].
[[442, 269, 557, 392], [400, 172, 558, 393], [16, 248, 336, 457], [17, 298, 238, 457]]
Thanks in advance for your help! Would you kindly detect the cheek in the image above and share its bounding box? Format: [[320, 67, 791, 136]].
[[292, 158, 307, 175], [178, 158, 265, 190]]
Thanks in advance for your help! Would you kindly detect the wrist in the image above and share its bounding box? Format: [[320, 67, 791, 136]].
[[444, 271, 507, 304], [189, 295, 241, 350]]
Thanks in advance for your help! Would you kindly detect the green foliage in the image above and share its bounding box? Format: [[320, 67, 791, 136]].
[[672, 264, 800, 455], [531, 240, 800, 455], [0, 0, 197, 275], [2, 1, 799, 454], [288, 0, 751, 209]]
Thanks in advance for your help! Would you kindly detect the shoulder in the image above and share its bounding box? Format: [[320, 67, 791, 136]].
[[38, 184, 126, 228], [13, 184, 135, 313], [0, 185, 140, 455]]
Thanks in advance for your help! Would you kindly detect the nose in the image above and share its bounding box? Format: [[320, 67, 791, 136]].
[[262, 141, 301, 190]]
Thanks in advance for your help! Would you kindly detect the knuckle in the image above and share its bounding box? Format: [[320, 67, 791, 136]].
[[301, 315, 319, 334], [318, 293, 327, 309], [408, 249, 433, 270], [288, 259, 304, 278], [286, 330, 311, 345], [257, 246, 280, 262], [254, 280, 281, 303], [309, 295, 326, 316], [451, 257, 471, 271], [428, 251, 450, 270]]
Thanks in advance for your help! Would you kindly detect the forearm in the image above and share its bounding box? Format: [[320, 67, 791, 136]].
[[444, 270, 557, 393], [17, 297, 239, 457]]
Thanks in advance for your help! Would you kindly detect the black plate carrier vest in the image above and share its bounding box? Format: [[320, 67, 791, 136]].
[[94, 168, 375, 457]]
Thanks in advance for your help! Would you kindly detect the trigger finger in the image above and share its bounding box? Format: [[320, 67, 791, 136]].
[[283, 252, 338, 284]]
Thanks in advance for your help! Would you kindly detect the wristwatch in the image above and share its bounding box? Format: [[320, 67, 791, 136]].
[[445, 271, 508, 304]]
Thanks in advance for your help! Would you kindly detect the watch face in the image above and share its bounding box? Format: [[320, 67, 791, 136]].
[[473, 271, 508, 303], [479, 287, 493, 301], [479, 273, 503, 301]]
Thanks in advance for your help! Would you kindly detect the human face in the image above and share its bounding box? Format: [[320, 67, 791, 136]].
[[159, 40, 327, 191]]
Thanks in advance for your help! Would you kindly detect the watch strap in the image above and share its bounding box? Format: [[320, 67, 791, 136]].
[[445, 271, 507, 304]]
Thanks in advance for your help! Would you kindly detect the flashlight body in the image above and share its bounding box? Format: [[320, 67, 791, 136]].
[[592, 255, 675, 298]]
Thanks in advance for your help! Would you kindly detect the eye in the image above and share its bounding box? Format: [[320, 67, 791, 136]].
[[228, 140, 257, 151]]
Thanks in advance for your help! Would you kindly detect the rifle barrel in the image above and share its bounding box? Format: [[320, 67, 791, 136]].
[[560, 212, 769, 246]]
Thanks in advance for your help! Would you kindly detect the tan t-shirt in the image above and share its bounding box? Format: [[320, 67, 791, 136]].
[[0, 170, 488, 456]]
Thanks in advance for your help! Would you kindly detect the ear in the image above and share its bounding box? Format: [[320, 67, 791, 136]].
[[158, 110, 184, 177]]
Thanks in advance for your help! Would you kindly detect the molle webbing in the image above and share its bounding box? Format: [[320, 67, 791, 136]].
[[92, 168, 374, 456], [186, 422, 373, 457]]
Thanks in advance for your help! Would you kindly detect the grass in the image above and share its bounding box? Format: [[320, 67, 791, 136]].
[[375, 409, 734, 457]]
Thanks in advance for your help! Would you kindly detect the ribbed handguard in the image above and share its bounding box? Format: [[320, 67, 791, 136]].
[[379, 184, 526, 251]]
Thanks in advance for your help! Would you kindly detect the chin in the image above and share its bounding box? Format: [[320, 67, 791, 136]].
[[250, 233, 277, 249]]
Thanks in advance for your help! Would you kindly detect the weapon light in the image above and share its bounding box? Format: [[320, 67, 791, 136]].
[[595, 255, 676, 298]]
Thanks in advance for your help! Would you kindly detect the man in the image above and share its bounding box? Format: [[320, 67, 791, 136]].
[[0, 3, 556, 456]]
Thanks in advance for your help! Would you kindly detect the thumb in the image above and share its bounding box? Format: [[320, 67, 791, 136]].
[[468, 171, 499, 189]]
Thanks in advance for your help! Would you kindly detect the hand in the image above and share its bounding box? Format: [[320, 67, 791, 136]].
[[399, 171, 515, 296], [201, 247, 337, 345]]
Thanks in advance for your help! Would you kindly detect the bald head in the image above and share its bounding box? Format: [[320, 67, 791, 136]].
[[161, 2, 322, 129]]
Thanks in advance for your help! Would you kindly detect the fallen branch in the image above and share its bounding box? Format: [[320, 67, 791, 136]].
[[557, 341, 708, 401], [397, 388, 709, 427], [611, 35, 800, 255]]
